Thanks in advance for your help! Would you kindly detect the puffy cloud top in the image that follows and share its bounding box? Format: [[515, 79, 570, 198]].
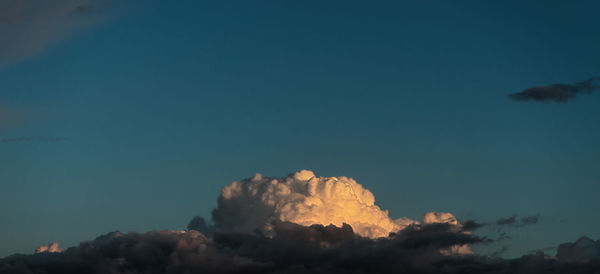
[[212, 170, 457, 239]]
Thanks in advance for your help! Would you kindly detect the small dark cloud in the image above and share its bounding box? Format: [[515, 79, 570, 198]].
[[509, 77, 600, 103], [0, 0, 112, 66], [496, 215, 517, 226], [462, 220, 485, 232], [495, 214, 540, 228], [520, 214, 540, 226]]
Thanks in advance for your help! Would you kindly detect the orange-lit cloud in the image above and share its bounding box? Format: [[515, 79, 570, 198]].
[[34, 243, 63, 254], [212, 170, 465, 241]]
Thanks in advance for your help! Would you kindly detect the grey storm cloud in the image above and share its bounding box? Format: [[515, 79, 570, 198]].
[[509, 77, 600, 103], [0, 0, 110, 66]]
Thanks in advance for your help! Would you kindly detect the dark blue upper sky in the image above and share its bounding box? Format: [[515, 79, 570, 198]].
[[1, 0, 599, 257]]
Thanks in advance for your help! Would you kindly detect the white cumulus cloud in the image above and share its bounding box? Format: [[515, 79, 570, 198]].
[[211, 170, 463, 239]]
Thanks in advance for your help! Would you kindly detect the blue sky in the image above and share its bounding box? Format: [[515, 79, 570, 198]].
[[1, 0, 599, 258]]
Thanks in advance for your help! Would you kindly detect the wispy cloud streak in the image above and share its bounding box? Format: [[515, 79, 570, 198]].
[[0, 0, 110, 66]]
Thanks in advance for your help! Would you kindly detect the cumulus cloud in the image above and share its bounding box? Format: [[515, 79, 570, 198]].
[[509, 77, 600, 103], [211, 170, 461, 239], [34, 243, 63, 254], [0, 0, 111, 66]]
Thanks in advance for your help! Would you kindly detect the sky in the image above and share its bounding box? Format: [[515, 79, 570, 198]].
[[1, 0, 600, 260]]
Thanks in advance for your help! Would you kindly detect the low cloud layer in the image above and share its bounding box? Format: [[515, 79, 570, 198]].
[[509, 77, 600, 103], [2, 223, 600, 274], [0, 222, 488, 274], [0, 0, 110, 66]]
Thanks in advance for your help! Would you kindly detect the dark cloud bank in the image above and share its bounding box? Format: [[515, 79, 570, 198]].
[[509, 77, 600, 103], [2, 220, 600, 274]]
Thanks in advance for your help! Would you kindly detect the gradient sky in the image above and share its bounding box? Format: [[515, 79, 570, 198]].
[[1, 0, 599, 258]]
